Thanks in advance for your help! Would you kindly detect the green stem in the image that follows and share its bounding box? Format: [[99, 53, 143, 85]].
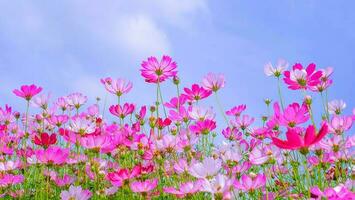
[[277, 77, 285, 110], [214, 92, 230, 127]]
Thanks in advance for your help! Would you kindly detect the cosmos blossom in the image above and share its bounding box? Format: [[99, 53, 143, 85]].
[[130, 179, 158, 193], [225, 104, 246, 117], [233, 173, 266, 192], [201, 73, 225, 92], [140, 55, 177, 83], [182, 84, 212, 102], [101, 77, 133, 97], [13, 84, 42, 101], [35, 146, 69, 165], [164, 180, 203, 198], [272, 123, 329, 151], [60, 185, 92, 200], [283, 63, 323, 90], [33, 132, 57, 148], [109, 103, 135, 119], [189, 119, 216, 135], [264, 59, 288, 77]]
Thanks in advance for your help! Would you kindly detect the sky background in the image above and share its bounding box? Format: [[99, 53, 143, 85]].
[[0, 1, 354, 129]]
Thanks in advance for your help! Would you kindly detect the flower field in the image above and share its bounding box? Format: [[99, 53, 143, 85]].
[[0, 56, 354, 199]]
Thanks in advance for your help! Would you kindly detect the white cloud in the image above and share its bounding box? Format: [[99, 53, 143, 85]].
[[116, 15, 171, 58]]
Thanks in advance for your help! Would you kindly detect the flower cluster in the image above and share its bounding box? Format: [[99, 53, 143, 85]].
[[0, 55, 353, 199]]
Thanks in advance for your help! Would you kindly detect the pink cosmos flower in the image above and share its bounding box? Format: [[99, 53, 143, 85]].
[[264, 59, 288, 77], [69, 117, 96, 135], [182, 84, 212, 102], [107, 166, 141, 187], [249, 144, 281, 165], [202, 73, 225, 92], [140, 55, 177, 83], [130, 178, 158, 193], [0, 160, 21, 172], [201, 174, 232, 199], [310, 184, 355, 200], [60, 185, 92, 200], [188, 157, 221, 179], [31, 93, 50, 109], [283, 63, 322, 90], [328, 100, 346, 115], [53, 175, 75, 187], [168, 106, 191, 123], [13, 84, 42, 101], [80, 135, 112, 151], [189, 119, 216, 135], [189, 106, 215, 121], [310, 68, 333, 92], [34, 132, 57, 148], [231, 115, 254, 130], [67, 93, 87, 109], [233, 173, 266, 192], [35, 146, 69, 165], [164, 180, 203, 198], [164, 95, 187, 109], [56, 96, 70, 111], [221, 127, 242, 141], [0, 174, 24, 187], [272, 123, 328, 150], [328, 115, 352, 135], [226, 104, 246, 117], [101, 77, 133, 97], [273, 102, 309, 127], [49, 115, 69, 127], [173, 158, 189, 174], [109, 103, 135, 119]]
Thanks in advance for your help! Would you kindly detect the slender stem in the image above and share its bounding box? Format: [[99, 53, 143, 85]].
[[320, 92, 329, 121], [157, 81, 167, 118], [303, 156, 311, 198], [102, 93, 108, 119], [214, 92, 230, 127], [277, 77, 285, 110]]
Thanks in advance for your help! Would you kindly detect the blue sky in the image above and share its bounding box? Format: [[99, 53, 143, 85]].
[[0, 1, 354, 127]]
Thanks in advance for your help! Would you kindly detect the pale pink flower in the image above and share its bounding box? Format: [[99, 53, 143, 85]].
[[226, 104, 246, 117], [60, 185, 92, 200], [31, 93, 51, 109], [0, 160, 21, 172], [201, 174, 232, 199], [164, 180, 203, 198], [130, 178, 158, 193], [101, 77, 133, 97], [328, 100, 346, 115], [233, 173, 266, 192], [67, 93, 87, 109], [69, 117, 95, 135], [328, 115, 352, 135], [80, 135, 112, 151], [264, 59, 288, 77], [231, 115, 254, 130], [173, 159, 189, 174], [189, 157, 221, 179], [189, 106, 215, 121], [202, 73, 225, 92]]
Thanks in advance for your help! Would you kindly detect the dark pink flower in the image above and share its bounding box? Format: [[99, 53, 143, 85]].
[[130, 178, 158, 193], [182, 84, 212, 102], [109, 103, 135, 119], [13, 84, 42, 101], [226, 104, 246, 117], [189, 119, 216, 135], [140, 55, 177, 83], [272, 123, 328, 150], [283, 63, 322, 90]]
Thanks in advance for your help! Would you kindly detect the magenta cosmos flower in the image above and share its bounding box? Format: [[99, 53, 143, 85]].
[[189, 119, 216, 135], [226, 104, 246, 117], [0, 174, 24, 187], [109, 103, 135, 119], [201, 73, 225, 92], [283, 63, 322, 90], [35, 146, 69, 165], [273, 102, 309, 128], [272, 123, 328, 151], [182, 84, 212, 102], [13, 84, 42, 101], [60, 185, 92, 200], [140, 55, 177, 83], [101, 77, 133, 97]]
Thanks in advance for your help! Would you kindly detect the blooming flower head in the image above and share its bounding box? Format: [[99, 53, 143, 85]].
[[264, 59, 288, 77], [31, 93, 51, 109], [101, 77, 133, 97], [109, 103, 135, 119], [328, 115, 353, 135], [34, 132, 57, 148], [182, 84, 212, 102], [0, 174, 24, 187], [188, 157, 221, 179], [69, 117, 95, 135], [13, 84, 42, 101], [67, 93, 87, 110], [189, 119, 216, 135], [80, 135, 112, 152], [328, 100, 346, 115], [274, 102, 309, 128], [188, 106, 215, 121], [272, 123, 329, 151], [164, 180, 203, 198], [130, 178, 158, 193], [283, 63, 322, 90], [140, 55, 177, 83], [60, 185, 92, 200], [233, 173, 266, 192], [226, 104, 246, 117], [35, 146, 69, 165], [231, 115, 254, 130], [202, 73, 225, 92]]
